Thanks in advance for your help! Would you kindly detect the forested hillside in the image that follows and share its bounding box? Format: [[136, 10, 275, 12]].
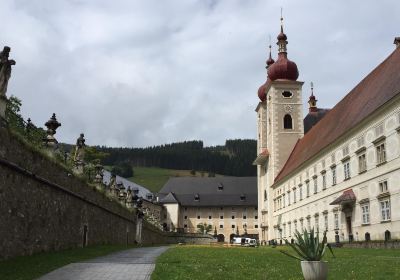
[[98, 139, 257, 176]]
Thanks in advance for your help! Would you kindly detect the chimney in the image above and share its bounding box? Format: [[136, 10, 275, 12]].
[[394, 37, 400, 48]]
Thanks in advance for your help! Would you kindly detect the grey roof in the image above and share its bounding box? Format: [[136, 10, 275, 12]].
[[159, 192, 179, 204], [102, 170, 153, 199], [159, 177, 257, 206]]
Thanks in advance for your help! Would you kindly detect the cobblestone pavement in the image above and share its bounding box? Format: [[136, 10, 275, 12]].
[[37, 246, 169, 280]]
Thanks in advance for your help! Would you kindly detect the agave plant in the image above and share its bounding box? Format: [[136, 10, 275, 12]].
[[280, 228, 335, 261]]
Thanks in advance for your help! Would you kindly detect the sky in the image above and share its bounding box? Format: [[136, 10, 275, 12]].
[[1, 0, 399, 147]]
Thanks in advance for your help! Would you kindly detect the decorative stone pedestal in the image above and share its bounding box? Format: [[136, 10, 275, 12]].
[[73, 161, 84, 175]]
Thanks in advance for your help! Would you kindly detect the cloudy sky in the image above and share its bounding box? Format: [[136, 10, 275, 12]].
[[2, 0, 399, 147]]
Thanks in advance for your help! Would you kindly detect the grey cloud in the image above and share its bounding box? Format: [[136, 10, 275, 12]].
[[2, 0, 400, 147]]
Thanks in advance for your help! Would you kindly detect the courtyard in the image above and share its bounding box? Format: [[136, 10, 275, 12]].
[[152, 245, 400, 280]]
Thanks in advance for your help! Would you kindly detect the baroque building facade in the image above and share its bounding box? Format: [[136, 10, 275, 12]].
[[254, 20, 400, 243], [158, 177, 258, 242]]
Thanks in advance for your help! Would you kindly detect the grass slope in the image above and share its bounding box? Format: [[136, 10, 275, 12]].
[[0, 245, 134, 280], [152, 245, 400, 280], [128, 167, 217, 193]]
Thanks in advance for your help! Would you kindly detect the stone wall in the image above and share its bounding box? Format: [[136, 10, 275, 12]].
[[0, 127, 140, 260], [342, 240, 400, 249], [141, 221, 216, 245], [0, 127, 217, 260]]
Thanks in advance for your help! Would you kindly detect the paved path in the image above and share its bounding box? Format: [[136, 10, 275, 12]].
[[37, 246, 169, 280]]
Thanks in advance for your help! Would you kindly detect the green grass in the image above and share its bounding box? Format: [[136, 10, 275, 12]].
[[127, 167, 217, 193], [0, 245, 135, 280], [152, 245, 400, 280]]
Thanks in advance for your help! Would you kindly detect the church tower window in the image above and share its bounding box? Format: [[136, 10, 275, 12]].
[[284, 114, 293, 129]]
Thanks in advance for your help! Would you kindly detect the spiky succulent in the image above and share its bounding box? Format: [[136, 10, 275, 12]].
[[280, 228, 335, 261]]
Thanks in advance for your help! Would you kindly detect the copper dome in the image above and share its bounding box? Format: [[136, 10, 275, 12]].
[[267, 53, 299, 81]]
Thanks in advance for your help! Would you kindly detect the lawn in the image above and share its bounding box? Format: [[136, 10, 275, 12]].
[[128, 167, 218, 193], [152, 245, 400, 280], [0, 245, 134, 280]]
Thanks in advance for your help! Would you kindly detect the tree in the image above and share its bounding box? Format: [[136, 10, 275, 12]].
[[196, 223, 212, 234], [111, 162, 133, 178]]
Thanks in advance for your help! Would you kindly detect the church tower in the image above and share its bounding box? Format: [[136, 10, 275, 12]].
[[254, 17, 304, 243]]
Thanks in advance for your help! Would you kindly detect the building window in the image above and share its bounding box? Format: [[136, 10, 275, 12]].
[[243, 215, 247, 220], [300, 219, 304, 230], [322, 173, 327, 190], [255, 224, 259, 229], [282, 194, 286, 207], [208, 216, 212, 219], [231, 224, 235, 228], [255, 215, 258, 219], [343, 160, 351, 180], [307, 218, 311, 231], [184, 224, 188, 228], [294, 221, 297, 232], [264, 189, 267, 201], [361, 203, 370, 224], [306, 181, 310, 197], [324, 214, 328, 230], [231, 216, 235, 219], [380, 199, 391, 221], [334, 213, 339, 229], [379, 180, 388, 193], [331, 166, 337, 185], [288, 223, 292, 236], [313, 178, 318, 194], [376, 142, 386, 165], [194, 194, 200, 201], [220, 215, 224, 219], [293, 189, 297, 203], [358, 153, 367, 173], [219, 224, 223, 229], [197, 215, 200, 219], [282, 91, 293, 98], [184, 216, 188, 220], [300, 186, 303, 200], [315, 216, 319, 232], [283, 114, 293, 129]]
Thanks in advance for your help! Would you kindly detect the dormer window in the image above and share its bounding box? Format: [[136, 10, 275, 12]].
[[218, 183, 224, 191], [240, 194, 246, 201], [282, 91, 293, 98], [194, 193, 200, 201]]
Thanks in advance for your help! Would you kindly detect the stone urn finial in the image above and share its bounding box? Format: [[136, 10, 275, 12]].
[[43, 113, 61, 148]]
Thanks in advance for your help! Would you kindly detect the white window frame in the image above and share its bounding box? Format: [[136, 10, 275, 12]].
[[361, 203, 370, 224], [343, 160, 351, 180], [334, 213, 339, 229], [380, 199, 391, 221], [379, 180, 388, 193], [331, 166, 337, 185], [376, 142, 386, 165], [358, 153, 367, 173], [313, 177, 318, 194]]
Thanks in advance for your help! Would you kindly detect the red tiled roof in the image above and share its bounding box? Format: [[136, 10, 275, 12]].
[[275, 46, 400, 184], [330, 189, 356, 205]]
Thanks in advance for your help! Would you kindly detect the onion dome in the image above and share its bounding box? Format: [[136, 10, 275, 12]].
[[267, 17, 299, 81], [258, 79, 271, 102]]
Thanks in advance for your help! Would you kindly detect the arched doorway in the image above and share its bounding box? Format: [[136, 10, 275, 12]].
[[217, 234, 225, 242], [229, 233, 235, 243]]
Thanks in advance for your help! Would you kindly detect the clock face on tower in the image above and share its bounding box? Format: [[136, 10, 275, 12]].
[[284, 105, 293, 113]]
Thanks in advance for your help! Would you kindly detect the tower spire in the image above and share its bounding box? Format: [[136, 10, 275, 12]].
[[266, 36, 275, 68], [308, 82, 318, 112], [277, 10, 288, 53]]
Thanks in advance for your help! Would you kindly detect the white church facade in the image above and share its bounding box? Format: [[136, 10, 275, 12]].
[[254, 20, 400, 244]]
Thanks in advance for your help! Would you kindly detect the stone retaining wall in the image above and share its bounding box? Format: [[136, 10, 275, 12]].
[[342, 240, 400, 249], [0, 127, 140, 260]]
